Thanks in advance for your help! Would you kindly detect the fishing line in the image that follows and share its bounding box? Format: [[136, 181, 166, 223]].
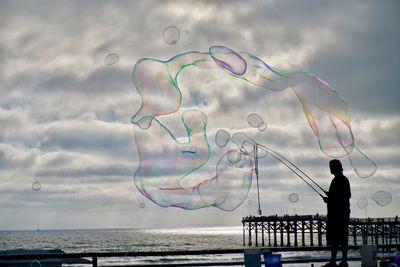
[[254, 143, 326, 198]]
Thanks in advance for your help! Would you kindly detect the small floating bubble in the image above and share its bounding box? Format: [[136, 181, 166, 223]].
[[139, 202, 146, 209], [104, 53, 119, 65], [288, 193, 299, 203], [162, 26, 180, 45], [215, 129, 230, 148], [32, 181, 41, 191], [356, 197, 368, 209], [371, 191, 392, 206], [247, 113, 264, 128]]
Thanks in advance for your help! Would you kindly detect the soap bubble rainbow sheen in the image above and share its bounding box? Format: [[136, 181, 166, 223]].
[[130, 46, 376, 210]]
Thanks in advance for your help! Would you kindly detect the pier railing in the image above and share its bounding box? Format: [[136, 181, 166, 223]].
[[0, 246, 398, 266], [242, 214, 400, 248]]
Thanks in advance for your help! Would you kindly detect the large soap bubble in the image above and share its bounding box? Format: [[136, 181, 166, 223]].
[[371, 191, 392, 206], [162, 26, 180, 45], [130, 45, 376, 211], [356, 197, 368, 209]]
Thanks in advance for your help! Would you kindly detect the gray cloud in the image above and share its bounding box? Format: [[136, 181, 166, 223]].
[[0, 0, 399, 230]]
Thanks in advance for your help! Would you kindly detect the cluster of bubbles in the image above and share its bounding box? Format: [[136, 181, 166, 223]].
[[32, 181, 41, 191], [162, 26, 180, 45], [247, 113, 267, 132], [104, 25, 181, 67], [104, 53, 119, 65], [356, 191, 392, 209], [288, 192, 299, 203], [130, 45, 377, 211]]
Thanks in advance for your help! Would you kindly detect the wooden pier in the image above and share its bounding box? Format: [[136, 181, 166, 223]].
[[242, 214, 400, 249]]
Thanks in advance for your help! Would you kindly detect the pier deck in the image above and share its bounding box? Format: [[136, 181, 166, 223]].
[[242, 214, 400, 248]]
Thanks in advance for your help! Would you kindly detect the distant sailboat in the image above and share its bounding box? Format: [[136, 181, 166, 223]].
[[36, 226, 40, 231]]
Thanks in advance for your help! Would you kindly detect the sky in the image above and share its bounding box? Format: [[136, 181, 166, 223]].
[[0, 0, 399, 230]]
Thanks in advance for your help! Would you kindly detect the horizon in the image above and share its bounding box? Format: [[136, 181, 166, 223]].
[[2, 213, 399, 232]]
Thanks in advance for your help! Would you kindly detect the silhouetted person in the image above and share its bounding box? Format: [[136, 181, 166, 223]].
[[321, 159, 351, 267]]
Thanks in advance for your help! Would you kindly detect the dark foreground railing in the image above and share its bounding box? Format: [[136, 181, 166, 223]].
[[0, 245, 398, 267]]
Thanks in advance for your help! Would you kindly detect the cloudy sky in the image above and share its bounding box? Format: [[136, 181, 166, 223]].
[[0, 0, 399, 230]]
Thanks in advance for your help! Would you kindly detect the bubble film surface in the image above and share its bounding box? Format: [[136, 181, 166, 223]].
[[371, 191, 392, 206], [162, 26, 180, 45], [356, 197, 368, 209], [104, 53, 119, 65], [32, 181, 41, 191], [288, 193, 299, 203], [131, 46, 376, 210], [215, 129, 230, 148]]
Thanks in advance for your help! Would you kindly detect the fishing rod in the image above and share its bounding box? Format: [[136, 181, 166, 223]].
[[254, 142, 327, 199], [266, 145, 327, 194]]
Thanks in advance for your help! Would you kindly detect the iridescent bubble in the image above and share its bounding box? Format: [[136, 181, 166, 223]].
[[215, 129, 230, 148], [288, 193, 299, 203], [104, 53, 119, 65], [371, 191, 392, 206], [162, 26, 180, 45], [209, 46, 247, 76], [182, 146, 197, 154], [32, 181, 41, 191], [348, 146, 377, 178], [357, 197, 368, 209], [130, 45, 376, 211], [139, 202, 146, 209]]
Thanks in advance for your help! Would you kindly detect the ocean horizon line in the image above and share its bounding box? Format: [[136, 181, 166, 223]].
[[0, 225, 243, 233]]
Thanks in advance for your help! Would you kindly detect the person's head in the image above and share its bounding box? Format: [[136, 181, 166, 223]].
[[329, 159, 343, 175]]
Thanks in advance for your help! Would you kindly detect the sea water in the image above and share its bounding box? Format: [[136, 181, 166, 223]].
[[0, 227, 361, 266]]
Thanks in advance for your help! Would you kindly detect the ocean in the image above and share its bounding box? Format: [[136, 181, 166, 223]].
[[0, 227, 362, 266]]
